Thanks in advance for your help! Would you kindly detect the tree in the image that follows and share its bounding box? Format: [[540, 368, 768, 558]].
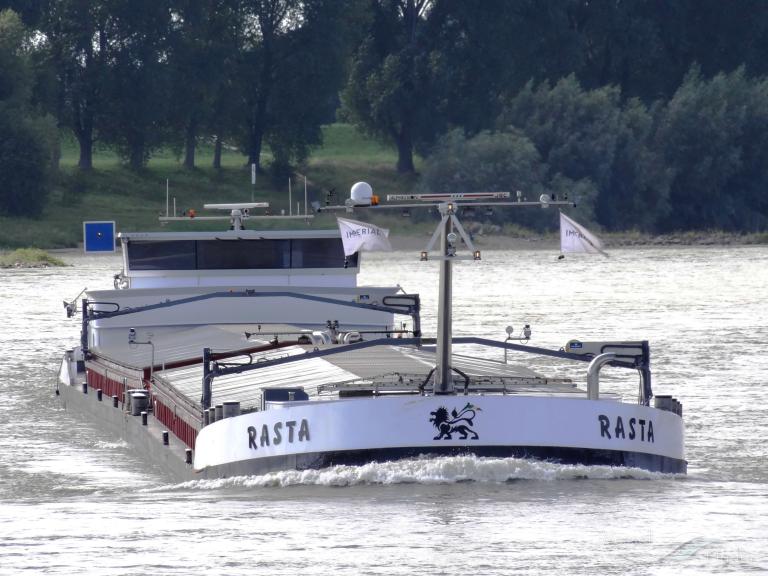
[[39, 0, 111, 170], [656, 67, 768, 231], [98, 0, 173, 170], [342, 0, 446, 173], [0, 0, 46, 27], [166, 0, 241, 169], [235, 0, 299, 172], [421, 128, 555, 228], [499, 76, 622, 223], [422, 0, 768, 123], [421, 128, 543, 195], [598, 98, 671, 232], [0, 9, 56, 217], [236, 0, 356, 174], [265, 0, 358, 174]]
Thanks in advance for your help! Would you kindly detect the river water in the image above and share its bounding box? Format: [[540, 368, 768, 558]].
[[0, 246, 766, 575]]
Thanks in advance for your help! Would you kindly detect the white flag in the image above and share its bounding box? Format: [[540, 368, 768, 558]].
[[560, 212, 608, 257], [337, 217, 392, 256]]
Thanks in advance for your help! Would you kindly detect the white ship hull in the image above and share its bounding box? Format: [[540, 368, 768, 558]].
[[195, 395, 685, 476]]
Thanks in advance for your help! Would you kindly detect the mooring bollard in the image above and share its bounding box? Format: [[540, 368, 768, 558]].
[[185, 449, 192, 465], [82, 382, 88, 394], [222, 401, 241, 419], [203, 410, 210, 426], [141, 411, 148, 426], [112, 395, 119, 408], [97, 389, 103, 401], [162, 430, 169, 446]]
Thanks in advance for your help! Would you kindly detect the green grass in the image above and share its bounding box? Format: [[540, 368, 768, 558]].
[[0, 247, 67, 268], [0, 124, 424, 248], [312, 124, 400, 164]]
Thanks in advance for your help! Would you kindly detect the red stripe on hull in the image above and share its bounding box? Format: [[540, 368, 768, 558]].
[[86, 369, 198, 449]]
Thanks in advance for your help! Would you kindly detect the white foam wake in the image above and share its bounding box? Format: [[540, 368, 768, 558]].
[[94, 439, 130, 450], [147, 455, 677, 492]]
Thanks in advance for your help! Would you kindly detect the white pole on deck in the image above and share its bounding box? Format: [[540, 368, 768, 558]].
[[289, 178, 292, 216], [251, 163, 256, 202], [166, 180, 169, 217], [304, 176, 308, 216], [435, 203, 454, 394]]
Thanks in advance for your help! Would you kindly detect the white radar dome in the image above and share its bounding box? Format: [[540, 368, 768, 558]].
[[350, 181, 374, 206]]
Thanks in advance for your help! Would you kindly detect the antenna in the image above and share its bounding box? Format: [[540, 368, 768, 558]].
[[204, 203, 269, 230], [158, 201, 313, 228], [316, 184, 575, 395]]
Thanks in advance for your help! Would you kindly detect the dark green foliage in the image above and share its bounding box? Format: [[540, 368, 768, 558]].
[[342, 0, 447, 173], [0, 112, 53, 216], [600, 99, 671, 231], [500, 77, 621, 192], [420, 129, 553, 228], [421, 129, 544, 196], [97, 0, 174, 170], [263, 0, 354, 174], [496, 77, 622, 225], [166, 0, 241, 169], [5, 1, 768, 233], [0, 9, 56, 217], [0, 0, 45, 27], [39, 0, 112, 170], [426, 70, 768, 233], [0, 8, 29, 104], [656, 68, 768, 231], [234, 0, 354, 174]]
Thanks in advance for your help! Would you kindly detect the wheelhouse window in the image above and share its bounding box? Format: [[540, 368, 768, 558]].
[[128, 240, 196, 270], [292, 238, 357, 269], [126, 238, 356, 271], [196, 240, 290, 270]]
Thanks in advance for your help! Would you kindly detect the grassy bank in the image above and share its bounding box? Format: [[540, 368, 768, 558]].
[[0, 248, 67, 268], [0, 124, 424, 249], [2, 124, 766, 249]]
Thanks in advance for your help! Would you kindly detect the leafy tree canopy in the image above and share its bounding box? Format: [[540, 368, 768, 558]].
[[0, 9, 56, 217]]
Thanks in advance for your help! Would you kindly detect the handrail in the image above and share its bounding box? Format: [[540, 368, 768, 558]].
[[87, 290, 419, 321], [587, 353, 617, 400]]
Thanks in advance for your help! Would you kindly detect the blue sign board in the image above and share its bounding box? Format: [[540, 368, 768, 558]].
[[83, 221, 116, 252]]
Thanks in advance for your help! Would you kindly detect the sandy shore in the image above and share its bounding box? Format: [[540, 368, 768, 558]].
[[390, 230, 767, 251]]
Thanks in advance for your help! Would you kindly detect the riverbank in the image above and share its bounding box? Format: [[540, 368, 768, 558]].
[[30, 229, 768, 258], [4, 125, 766, 251], [0, 248, 68, 268], [389, 230, 768, 251]]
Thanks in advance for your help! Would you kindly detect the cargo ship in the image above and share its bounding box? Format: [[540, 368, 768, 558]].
[[56, 185, 686, 481]]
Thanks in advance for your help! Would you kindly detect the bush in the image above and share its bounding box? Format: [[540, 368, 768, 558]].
[[420, 128, 558, 229], [0, 110, 53, 217], [656, 67, 768, 231]]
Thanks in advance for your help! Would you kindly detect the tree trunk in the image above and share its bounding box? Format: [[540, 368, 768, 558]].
[[183, 117, 197, 169], [129, 140, 144, 170], [74, 107, 94, 171], [395, 129, 415, 173], [247, 28, 274, 173], [77, 137, 93, 171], [213, 134, 223, 170], [248, 121, 264, 172]]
